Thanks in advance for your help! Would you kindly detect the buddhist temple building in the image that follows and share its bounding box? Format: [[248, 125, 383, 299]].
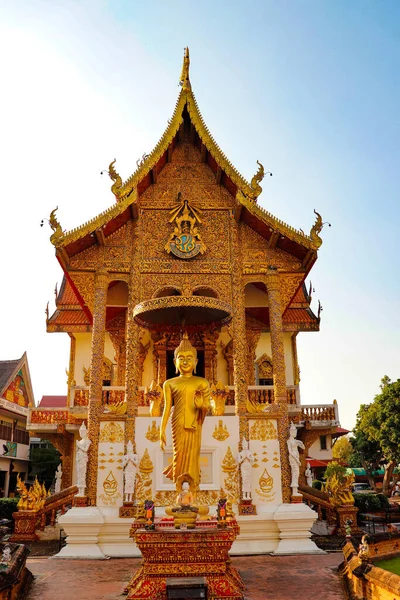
[[0, 353, 33, 496], [27, 49, 340, 557]]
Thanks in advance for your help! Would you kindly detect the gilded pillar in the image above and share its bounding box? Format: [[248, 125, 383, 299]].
[[66, 334, 76, 406], [87, 270, 109, 505], [266, 268, 291, 502], [266, 269, 286, 404], [46, 432, 74, 490], [203, 331, 218, 383], [291, 333, 300, 386], [246, 330, 261, 385], [230, 218, 247, 420], [125, 226, 141, 448]]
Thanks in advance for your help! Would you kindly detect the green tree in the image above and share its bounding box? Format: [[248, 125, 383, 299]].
[[323, 460, 348, 482], [356, 377, 400, 495], [29, 443, 61, 489], [350, 404, 383, 490], [332, 436, 354, 463]]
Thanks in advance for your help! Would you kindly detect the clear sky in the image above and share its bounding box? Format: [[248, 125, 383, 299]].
[[0, 1, 399, 430]]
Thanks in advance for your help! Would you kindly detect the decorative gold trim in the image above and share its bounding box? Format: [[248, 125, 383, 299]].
[[99, 421, 124, 443], [136, 449, 154, 503], [249, 420, 278, 441], [133, 295, 232, 328], [212, 419, 230, 442], [52, 187, 138, 248], [145, 420, 160, 443]]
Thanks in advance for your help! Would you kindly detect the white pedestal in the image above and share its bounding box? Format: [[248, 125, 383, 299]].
[[273, 503, 325, 554], [231, 511, 279, 554], [97, 507, 140, 557], [54, 507, 106, 559]]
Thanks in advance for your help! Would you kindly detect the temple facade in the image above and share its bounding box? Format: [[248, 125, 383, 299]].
[[27, 49, 339, 556]]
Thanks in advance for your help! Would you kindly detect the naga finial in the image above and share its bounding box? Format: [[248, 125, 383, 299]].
[[107, 159, 123, 200], [310, 209, 331, 248], [249, 161, 271, 202], [49, 207, 63, 245], [179, 47, 191, 92]]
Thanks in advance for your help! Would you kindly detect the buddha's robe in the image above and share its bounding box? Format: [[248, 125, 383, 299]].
[[162, 375, 210, 487]]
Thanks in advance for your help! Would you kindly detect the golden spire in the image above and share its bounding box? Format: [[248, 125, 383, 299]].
[[179, 47, 191, 92]]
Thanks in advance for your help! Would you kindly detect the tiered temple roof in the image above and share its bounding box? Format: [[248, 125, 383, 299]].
[[49, 49, 324, 277]]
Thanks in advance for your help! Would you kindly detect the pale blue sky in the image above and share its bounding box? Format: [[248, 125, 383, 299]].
[[0, 1, 399, 429]]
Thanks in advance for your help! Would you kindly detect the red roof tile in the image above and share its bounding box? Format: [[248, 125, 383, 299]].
[[48, 310, 90, 326], [39, 395, 67, 407], [57, 278, 81, 306], [283, 308, 318, 323]]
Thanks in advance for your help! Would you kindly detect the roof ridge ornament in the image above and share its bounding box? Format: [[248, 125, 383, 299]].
[[309, 209, 331, 249], [48, 207, 64, 245], [179, 47, 191, 92], [104, 159, 122, 201]]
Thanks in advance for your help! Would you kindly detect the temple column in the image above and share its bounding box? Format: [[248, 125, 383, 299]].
[[203, 331, 218, 383], [266, 268, 286, 404], [230, 218, 248, 450], [125, 226, 141, 448], [66, 335, 76, 406], [266, 267, 291, 503], [86, 270, 109, 505], [246, 330, 261, 385]]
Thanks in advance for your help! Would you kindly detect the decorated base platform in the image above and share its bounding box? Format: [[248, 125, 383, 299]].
[[125, 527, 245, 600]]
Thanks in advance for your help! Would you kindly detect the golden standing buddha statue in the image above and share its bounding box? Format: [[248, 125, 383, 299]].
[[160, 333, 210, 489]]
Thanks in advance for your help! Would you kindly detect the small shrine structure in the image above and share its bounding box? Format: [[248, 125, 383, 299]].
[[27, 49, 340, 558]]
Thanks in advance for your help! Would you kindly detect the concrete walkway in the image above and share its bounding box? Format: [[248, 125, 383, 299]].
[[27, 554, 345, 600]]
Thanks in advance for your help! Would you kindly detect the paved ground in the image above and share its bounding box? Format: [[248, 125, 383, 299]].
[[27, 553, 345, 600]]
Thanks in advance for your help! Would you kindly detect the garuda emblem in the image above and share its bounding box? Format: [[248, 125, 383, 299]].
[[165, 193, 206, 259]]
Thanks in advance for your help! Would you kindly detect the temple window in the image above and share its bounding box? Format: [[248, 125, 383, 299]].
[[192, 287, 218, 298], [320, 435, 328, 450], [155, 287, 181, 298]]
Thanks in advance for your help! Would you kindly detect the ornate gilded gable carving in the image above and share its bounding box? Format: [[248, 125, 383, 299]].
[[69, 272, 95, 311], [255, 354, 273, 379], [242, 224, 302, 272], [279, 274, 304, 312], [107, 224, 128, 245], [165, 193, 206, 259]]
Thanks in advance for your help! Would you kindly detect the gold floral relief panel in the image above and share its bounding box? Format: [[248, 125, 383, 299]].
[[106, 223, 129, 245], [69, 244, 103, 270], [242, 224, 302, 272], [139, 141, 236, 211], [69, 272, 95, 310], [279, 273, 304, 311]]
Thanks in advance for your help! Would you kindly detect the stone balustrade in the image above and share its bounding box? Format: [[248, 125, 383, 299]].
[[301, 403, 339, 424]]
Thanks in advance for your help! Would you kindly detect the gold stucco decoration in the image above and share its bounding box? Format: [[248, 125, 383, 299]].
[[165, 193, 206, 259], [256, 468, 275, 502], [221, 446, 239, 505], [212, 419, 230, 442], [210, 381, 229, 416], [145, 420, 160, 442], [103, 470, 118, 496], [136, 449, 154, 503], [249, 420, 278, 441], [99, 421, 124, 443]]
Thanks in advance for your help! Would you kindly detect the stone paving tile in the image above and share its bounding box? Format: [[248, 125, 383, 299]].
[[27, 554, 344, 600]]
